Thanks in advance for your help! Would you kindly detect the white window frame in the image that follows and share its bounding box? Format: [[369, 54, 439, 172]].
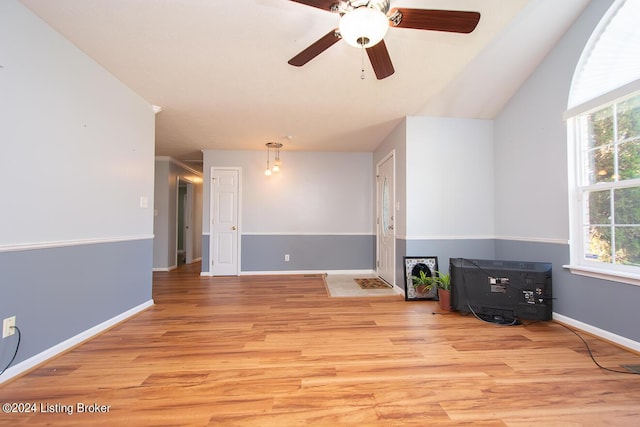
[[564, 0, 640, 286], [566, 88, 640, 286]]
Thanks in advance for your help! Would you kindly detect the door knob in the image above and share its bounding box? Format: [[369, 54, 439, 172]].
[[231, 226, 237, 230]]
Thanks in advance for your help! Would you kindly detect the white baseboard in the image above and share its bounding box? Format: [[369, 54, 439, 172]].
[[553, 313, 640, 353], [240, 269, 376, 276], [200, 269, 376, 277], [152, 265, 177, 272], [0, 300, 154, 384]]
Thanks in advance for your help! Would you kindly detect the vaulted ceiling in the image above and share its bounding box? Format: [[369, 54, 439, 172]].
[[20, 0, 589, 162]]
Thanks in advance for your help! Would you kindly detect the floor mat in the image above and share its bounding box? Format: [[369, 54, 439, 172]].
[[354, 277, 392, 289], [324, 275, 400, 298]]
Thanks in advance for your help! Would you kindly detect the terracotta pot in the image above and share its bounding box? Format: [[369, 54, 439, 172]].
[[416, 284, 429, 294], [438, 289, 452, 311]]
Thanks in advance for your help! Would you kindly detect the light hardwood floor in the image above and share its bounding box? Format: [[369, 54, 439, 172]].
[[1, 262, 639, 426]]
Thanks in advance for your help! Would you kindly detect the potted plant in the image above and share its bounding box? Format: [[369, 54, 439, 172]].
[[429, 271, 452, 312], [411, 270, 435, 295]]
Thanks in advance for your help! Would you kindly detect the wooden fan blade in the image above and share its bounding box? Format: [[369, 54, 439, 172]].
[[389, 9, 480, 33], [366, 40, 394, 80], [288, 0, 337, 12], [288, 29, 341, 66]]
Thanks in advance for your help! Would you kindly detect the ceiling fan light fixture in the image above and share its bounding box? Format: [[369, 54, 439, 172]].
[[339, 7, 389, 48]]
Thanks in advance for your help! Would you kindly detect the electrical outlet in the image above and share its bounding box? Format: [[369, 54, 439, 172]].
[[3, 316, 16, 338], [284, 254, 290, 262]]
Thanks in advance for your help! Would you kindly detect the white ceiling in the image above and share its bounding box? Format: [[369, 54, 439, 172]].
[[20, 0, 590, 162]]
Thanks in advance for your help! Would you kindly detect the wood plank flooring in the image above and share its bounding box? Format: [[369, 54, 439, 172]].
[[1, 262, 640, 426]]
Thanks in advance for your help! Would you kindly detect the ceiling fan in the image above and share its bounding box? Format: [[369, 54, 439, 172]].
[[287, 0, 481, 80]]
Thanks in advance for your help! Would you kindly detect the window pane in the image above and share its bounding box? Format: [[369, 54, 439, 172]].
[[585, 225, 612, 262], [617, 95, 640, 141], [614, 226, 640, 266], [586, 146, 615, 183], [587, 189, 611, 225], [587, 105, 613, 149], [614, 187, 640, 224], [618, 138, 640, 180]]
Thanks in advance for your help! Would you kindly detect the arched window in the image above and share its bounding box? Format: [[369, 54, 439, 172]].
[[567, 0, 640, 284], [569, 0, 640, 109]]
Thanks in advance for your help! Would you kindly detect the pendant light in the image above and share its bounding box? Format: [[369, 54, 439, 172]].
[[265, 142, 283, 176]]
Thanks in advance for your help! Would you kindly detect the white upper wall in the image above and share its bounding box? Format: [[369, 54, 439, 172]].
[[202, 150, 374, 235], [0, 0, 155, 247], [406, 117, 494, 239], [494, 0, 616, 243]]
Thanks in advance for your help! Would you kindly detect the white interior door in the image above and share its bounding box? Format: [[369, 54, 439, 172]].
[[210, 168, 240, 275], [377, 152, 395, 286]]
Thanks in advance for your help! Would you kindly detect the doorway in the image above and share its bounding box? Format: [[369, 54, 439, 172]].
[[177, 178, 194, 266]]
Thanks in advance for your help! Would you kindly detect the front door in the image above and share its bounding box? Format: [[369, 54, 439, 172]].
[[210, 167, 240, 275], [377, 152, 395, 286]]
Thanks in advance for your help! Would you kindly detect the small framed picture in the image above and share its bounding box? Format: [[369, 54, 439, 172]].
[[403, 256, 439, 301]]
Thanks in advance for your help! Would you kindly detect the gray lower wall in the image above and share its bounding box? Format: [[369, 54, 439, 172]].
[[0, 239, 153, 369], [495, 239, 640, 343], [201, 234, 375, 273], [242, 235, 375, 271], [396, 238, 407, 289], [202, 234, 210, 273]]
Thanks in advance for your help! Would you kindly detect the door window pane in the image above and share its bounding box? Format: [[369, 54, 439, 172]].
[[382, 177, 389, 237]]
